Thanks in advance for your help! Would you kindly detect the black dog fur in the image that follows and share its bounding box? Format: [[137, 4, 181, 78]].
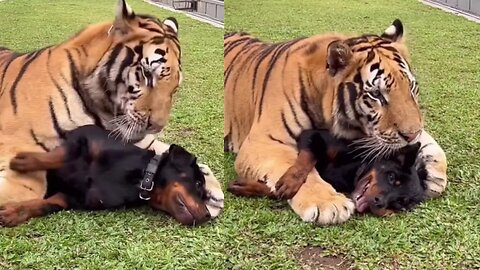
[[296, 129, 428, 215], [3, 125, 210, 227]]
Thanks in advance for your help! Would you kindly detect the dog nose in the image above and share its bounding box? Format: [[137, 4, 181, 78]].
[[373, 196, 386, 209], [399, 130, 420, 143]]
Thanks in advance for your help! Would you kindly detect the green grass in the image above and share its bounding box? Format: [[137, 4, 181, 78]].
[[224, 0, 480, 269], [0, 0, 223, 269]]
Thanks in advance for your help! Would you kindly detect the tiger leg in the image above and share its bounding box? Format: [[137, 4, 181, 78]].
[[0, 151, 48, 205], [417, 130, 448, 198], [234, 138, 355, 225], [135, 135, 225, 218]]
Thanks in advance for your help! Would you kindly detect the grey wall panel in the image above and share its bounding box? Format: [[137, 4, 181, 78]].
[[430, 0, 480, 17]]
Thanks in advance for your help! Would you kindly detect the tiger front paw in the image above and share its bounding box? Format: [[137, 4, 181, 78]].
[[289, 180, 355, 225], [199, 164, 224, 219]]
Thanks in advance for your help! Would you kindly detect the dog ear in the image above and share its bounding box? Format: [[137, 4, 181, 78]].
[[398, 142, 420, 169], [168, 144, 196, 166]]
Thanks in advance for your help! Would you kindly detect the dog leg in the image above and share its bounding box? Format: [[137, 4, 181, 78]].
[[0, 141, 49, 205], [9, 146, 66, 173], [227, 176, 276, 199], [234, 136, 354, 225], [0, 192, 68, 227], [275, 149, 316, 199]]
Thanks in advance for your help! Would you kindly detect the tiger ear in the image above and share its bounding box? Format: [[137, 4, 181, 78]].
[[326, 40, 352, 76], [163, 17, 179, 34], [381, 19, 404, 42], [113, 0, 135, 35]]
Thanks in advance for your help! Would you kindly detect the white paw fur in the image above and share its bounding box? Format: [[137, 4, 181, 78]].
[[290, 193, 355, 225], [199, 164, 225, 218]]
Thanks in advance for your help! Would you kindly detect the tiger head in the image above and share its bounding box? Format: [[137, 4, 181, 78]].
[[328, 20, 422, 153], [88, 0, 182, 142]]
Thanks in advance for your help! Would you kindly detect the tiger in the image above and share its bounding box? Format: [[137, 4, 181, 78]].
[[0, 0, 224, 219], [224, 19, 447, 224]]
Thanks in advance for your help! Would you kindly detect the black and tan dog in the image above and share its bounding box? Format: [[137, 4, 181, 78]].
[[229, 129, 427, 217], [1, 125, 211, 227]]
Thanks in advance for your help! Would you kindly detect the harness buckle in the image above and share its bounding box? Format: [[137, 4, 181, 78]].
[[138, 154, 163, 200], [140, 172, 155, 191]]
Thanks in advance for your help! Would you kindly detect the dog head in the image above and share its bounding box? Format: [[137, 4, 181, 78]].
[[148, 144, 210, 225], [352, 142, 426, 216]]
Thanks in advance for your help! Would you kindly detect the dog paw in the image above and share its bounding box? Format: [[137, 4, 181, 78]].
[[0, 203, 29, 227], [275, 166, 309, 199], [9, 152, 39, 172], [290, 190, 355, 225], [199, 164, 224, 219]]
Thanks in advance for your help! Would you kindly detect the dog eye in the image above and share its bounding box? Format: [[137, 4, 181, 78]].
[[387, 172, 396, 185]]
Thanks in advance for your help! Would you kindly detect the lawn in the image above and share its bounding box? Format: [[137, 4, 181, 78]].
[[0, 0, 223, 269], [223, 0, 480, 269]]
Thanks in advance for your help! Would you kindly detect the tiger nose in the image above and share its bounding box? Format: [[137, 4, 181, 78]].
[[146, 121, 163, 133], [399, 130, 421, 143]]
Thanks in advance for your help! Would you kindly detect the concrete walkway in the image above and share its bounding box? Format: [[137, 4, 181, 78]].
[[421, 0, 480, 23]]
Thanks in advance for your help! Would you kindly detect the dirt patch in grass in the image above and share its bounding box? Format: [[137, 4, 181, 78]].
[[295, 246, 354, 270], [377, 257, 401, 270], [0, 258, 12, 269], [174, 127, 195, 138], [177, 128, 195, 138]]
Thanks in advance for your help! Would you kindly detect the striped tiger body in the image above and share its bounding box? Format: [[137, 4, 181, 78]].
[[0, 0, 224, 218], [224, 20, 447, 224]]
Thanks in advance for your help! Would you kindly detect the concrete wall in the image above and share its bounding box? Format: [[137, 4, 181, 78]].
[[431, 0, 480, 16], [197, 0, 224, 22], [152, 0, 191, 10], [150, 0, 224, 22]]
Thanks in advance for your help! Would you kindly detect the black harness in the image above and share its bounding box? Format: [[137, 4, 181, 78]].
[[139, 154, 163, 200]]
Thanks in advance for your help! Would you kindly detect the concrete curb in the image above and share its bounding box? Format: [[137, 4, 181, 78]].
[[144, 0, 224, 29], [420, 0, 480, 23]]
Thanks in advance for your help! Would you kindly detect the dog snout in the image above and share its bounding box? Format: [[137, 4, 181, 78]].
[[174, 194, 210, 226], [373, 196, 386, 209]]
